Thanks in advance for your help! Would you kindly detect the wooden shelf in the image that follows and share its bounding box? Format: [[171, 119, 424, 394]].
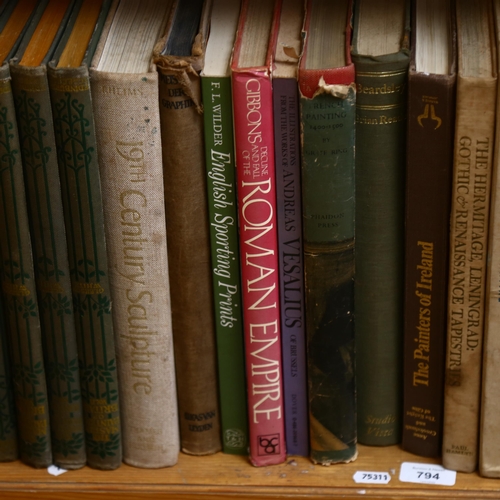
[[0, 445, 499, 499]]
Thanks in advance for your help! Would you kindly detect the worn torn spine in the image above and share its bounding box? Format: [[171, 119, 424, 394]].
[[298, 0, 357, 465]]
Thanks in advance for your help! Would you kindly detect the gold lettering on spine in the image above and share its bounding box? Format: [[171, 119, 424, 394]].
[[447, 135, 491, 387], [413, 242, 433, 388], [50, 76, 89, 93], [116, 141, 156, 396]]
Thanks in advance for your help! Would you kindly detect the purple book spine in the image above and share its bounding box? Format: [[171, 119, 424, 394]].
[[273, 77, 309, 456]]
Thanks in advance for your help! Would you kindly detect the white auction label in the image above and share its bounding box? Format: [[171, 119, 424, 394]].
[[47, 465, 68, 477], [353, 471, 391, 484], [399, 462, 456, 486]]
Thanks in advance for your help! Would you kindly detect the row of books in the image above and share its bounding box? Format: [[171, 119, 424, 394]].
[[0, 0, 499, 480]]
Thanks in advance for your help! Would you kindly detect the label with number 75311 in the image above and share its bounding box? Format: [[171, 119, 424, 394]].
[[353, 471, 391, 484]]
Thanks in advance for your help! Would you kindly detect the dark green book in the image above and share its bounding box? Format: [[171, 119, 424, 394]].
[[200, 0, 247, 455], [299, 0, 356, 464], [0, 293, 18, 461], [9, 0, 87, 469], [0, 61, 52, 468], [351, 0, 410, 446], [47, 0, 121, 470]]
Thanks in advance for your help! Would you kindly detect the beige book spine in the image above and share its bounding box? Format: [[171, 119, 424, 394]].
[[90, 68, 180, 468], [443, 75, 497, 472], [480, 2, 500, 478]]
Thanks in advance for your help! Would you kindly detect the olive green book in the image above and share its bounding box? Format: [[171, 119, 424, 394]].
[[351, 0, 410, 446], [200, 0, 247, 455], [47, 0, 122, 470], [9, 0, 87, 469], [0, 60, 52, 468], [299, 0, 356, 464], [0, 293, 18, 461]]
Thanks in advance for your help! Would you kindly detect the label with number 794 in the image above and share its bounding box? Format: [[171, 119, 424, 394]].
[[353, 471, 391, 484], [399, 462, 456, 486]]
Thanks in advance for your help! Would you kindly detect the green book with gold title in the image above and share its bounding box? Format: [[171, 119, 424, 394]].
[[47, 0, 121, 470], [0, 0, 53, 468], [352, 0, 410, 446]]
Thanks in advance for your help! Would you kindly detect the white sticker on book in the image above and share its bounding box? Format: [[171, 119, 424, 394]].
[[353, 471, 391, 484], [399, 462, 456, 486]]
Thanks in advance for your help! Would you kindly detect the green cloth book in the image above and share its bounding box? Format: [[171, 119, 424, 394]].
[[10, 0, 87, 469], [299, 0, 356, 464], [0, 61, 52, 468], [47, 0, 122, 470], [0, 292, 18, 461], [351, 0, 410, 446], [200, 0, 248, 455], [0, 1, 53, 468]]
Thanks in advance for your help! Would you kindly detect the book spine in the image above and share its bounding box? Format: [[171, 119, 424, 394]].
[[300, 82, 356, 464], [0, 63, 52, 468], [403, 71, 455, 457], [201, 75, 248, 455], [352, 55, 409, 445], [273, 77, 308, 457], [48, 65, 122, 470], [90, 69, 179, 468], [480, 84, 500, 479], [0, 295, 18, 461], [478, 1, 500, 479], [157, 67, 221, 456], [11, 64, 86, 470], [232, 68, 286, 466], [442, 75, 496, 473]]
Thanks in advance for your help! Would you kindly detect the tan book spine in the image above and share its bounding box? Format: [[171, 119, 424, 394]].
[[443, 1, 497, 473], [89, 66, 180, 468], [153, 0, 221, 456], [480, 0, 500, 479]]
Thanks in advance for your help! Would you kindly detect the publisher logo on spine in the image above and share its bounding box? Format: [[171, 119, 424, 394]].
[[257, 434, 281, 456]]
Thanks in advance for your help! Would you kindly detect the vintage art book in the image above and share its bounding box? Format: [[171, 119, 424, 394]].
[[153, 0, 221, 456], [200, 0, 248, 455], [10, 0, 85, 468], [480, 0, 500, 479], [272, 0, 308, 458], [47, 0, 121, 470], [0, 1, 53, 469], [299, 0, 356, 465], [402, 0, 456, 458], [231, 0, 287, 466], [90, 0, 180, 468], [351, 0, 410, 446], [442, 0, 496, 473], [0, 297, 17, 462]]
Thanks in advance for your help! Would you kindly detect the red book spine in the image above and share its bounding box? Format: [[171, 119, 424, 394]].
[[231, 16, 286, 465]]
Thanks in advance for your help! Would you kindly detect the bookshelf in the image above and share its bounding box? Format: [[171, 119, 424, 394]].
[[0, 445, 499, 499]]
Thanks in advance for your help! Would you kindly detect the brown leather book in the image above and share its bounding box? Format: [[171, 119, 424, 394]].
[[153, 0, 221, 455], [403, 0, 456, 458]]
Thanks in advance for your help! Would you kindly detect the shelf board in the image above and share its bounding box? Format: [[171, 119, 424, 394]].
[[0, 445, 499, 499]]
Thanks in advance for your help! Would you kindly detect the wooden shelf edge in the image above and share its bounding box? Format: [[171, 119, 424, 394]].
[[0, 445, 499, 499]]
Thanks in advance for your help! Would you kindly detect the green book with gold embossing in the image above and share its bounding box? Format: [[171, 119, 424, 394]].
[[9, 0, 91, 469], [351, 0, 410, 446], [47, 0, 121, 470], [0, 290, 18, 461], [0, 1, 53, 469], [0, 64, 52, 468]]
